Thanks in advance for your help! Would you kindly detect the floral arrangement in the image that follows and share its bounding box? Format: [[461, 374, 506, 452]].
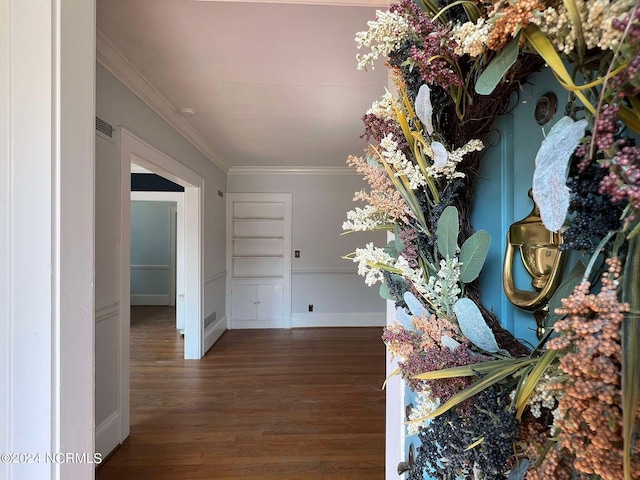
[[343, 0, 640, 478]]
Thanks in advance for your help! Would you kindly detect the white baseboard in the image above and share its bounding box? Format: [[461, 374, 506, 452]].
[[130, 294, 172, 306], [95, 410, 121, 459], [204, 315, 226, 354], [292, 312, 385, 328]]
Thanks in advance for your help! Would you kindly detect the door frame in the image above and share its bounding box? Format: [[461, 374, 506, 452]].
[[117, 128, 205, 448]]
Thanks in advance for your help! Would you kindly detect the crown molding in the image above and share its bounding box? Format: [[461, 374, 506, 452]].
[[227, 166, 358, 175], [96, 30, 229, 172]]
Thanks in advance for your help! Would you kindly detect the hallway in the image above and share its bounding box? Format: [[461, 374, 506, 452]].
[[96, 306, 386, 479]]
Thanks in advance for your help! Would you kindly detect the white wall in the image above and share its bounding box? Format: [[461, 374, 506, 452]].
[[228, 171, 386, 327], [95, 63, 227, 456]]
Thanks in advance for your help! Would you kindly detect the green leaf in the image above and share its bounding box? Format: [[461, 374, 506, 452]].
[[621, 236, 640, 480], [454, 298, 499, 352], [437, 206, 459, 259], [379, 282, 395, 300], [475, 36, 519, 95], [415, 357, 538, 380], [522, 25, 595, 115], [427, 361, 529, 418], [385, 239, 398, 258], [515, 349, 558, 419], [404, 291, 428, 318], [459, 230, 491, 283]]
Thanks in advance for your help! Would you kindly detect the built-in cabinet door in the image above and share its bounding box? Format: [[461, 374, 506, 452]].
[[230, 282, 284, 325]]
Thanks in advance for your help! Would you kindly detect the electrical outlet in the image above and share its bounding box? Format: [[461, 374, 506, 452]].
[[295, 250, 300, 258], [308, 304, 313, 312]]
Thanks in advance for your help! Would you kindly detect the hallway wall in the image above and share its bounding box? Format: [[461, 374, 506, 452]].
[[228, 171, 386, 327], [95, 63, 227, 456]]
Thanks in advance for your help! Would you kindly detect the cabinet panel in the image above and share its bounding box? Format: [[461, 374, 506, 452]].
[[233, 257, 283, 278], [257, 284, 284, 321], [231, 284, 258, 321], [233, 238, 284, 257], [233, 201, 283, 219], [233, 220, 284, 238]]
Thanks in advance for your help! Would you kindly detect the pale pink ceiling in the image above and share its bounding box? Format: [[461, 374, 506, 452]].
[[97, 0, 389, 169]]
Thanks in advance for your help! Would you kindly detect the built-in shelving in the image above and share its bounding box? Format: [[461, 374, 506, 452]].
[[226, 193, 292, 328]]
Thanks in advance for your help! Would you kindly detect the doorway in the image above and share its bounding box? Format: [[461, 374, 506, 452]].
[[130, 188, 185, 332], [96, 128, 206, 458], [121, 128, 204, 360]]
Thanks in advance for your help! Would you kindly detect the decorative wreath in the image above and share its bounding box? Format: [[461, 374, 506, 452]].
[[342, 0, 640, 478]]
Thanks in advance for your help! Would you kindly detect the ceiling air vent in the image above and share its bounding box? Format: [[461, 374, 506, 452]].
[[95, 116, 114, 142]]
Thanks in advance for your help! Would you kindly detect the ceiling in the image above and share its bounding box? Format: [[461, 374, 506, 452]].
[[97, 0, 390, 171]]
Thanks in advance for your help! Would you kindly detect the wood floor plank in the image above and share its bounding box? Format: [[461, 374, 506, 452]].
[[96, 306, 385, 479]]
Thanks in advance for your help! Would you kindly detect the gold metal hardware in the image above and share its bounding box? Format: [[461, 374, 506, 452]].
[[503, 189, 567, 337]]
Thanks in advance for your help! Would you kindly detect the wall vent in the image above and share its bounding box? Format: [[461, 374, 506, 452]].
[[95, 116, 114, 142], [204, 311, 217, 330]]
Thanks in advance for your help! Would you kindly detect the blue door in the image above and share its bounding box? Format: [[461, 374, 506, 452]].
[[391, 66, 571, 479]]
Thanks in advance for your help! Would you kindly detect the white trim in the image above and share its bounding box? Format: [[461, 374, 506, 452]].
[[95, 411, 121, 461], [96, 31, 228, 172], [131, 191, 183, 202], [2, 3, 96, 478], [130, 264, 170, 271], [205, 271, 227, 284], [169, 205, 177, 306], [130, 294, 173, 306], [291, 312, 385, 328], [292, 268, 356, 274], [96, 303, 120, 323], [204, 315, 227, 354], [130, 164, 153, 174], [228, 166, 358, 176], [385, 239, 404, 480]]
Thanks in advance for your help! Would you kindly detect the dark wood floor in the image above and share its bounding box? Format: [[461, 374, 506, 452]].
[[96, 306, 386, 479]]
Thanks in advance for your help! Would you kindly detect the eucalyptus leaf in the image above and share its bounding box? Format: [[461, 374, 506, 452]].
[[532, 116, 588, 232], [437, 206, 459, 259], [384, 239, 398, 258], [404, 291, 429, 318], [396, 307, 414, 329], [454, 298, 499, 352], [475, 36, 519, 95], [379, 282, 395, 301], [432, 141, 448, 168], [459, 230, 491, 283], [441, 335, 461, 351]]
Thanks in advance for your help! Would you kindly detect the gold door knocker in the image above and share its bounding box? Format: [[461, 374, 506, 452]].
[[503, 189, 567, 338]]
